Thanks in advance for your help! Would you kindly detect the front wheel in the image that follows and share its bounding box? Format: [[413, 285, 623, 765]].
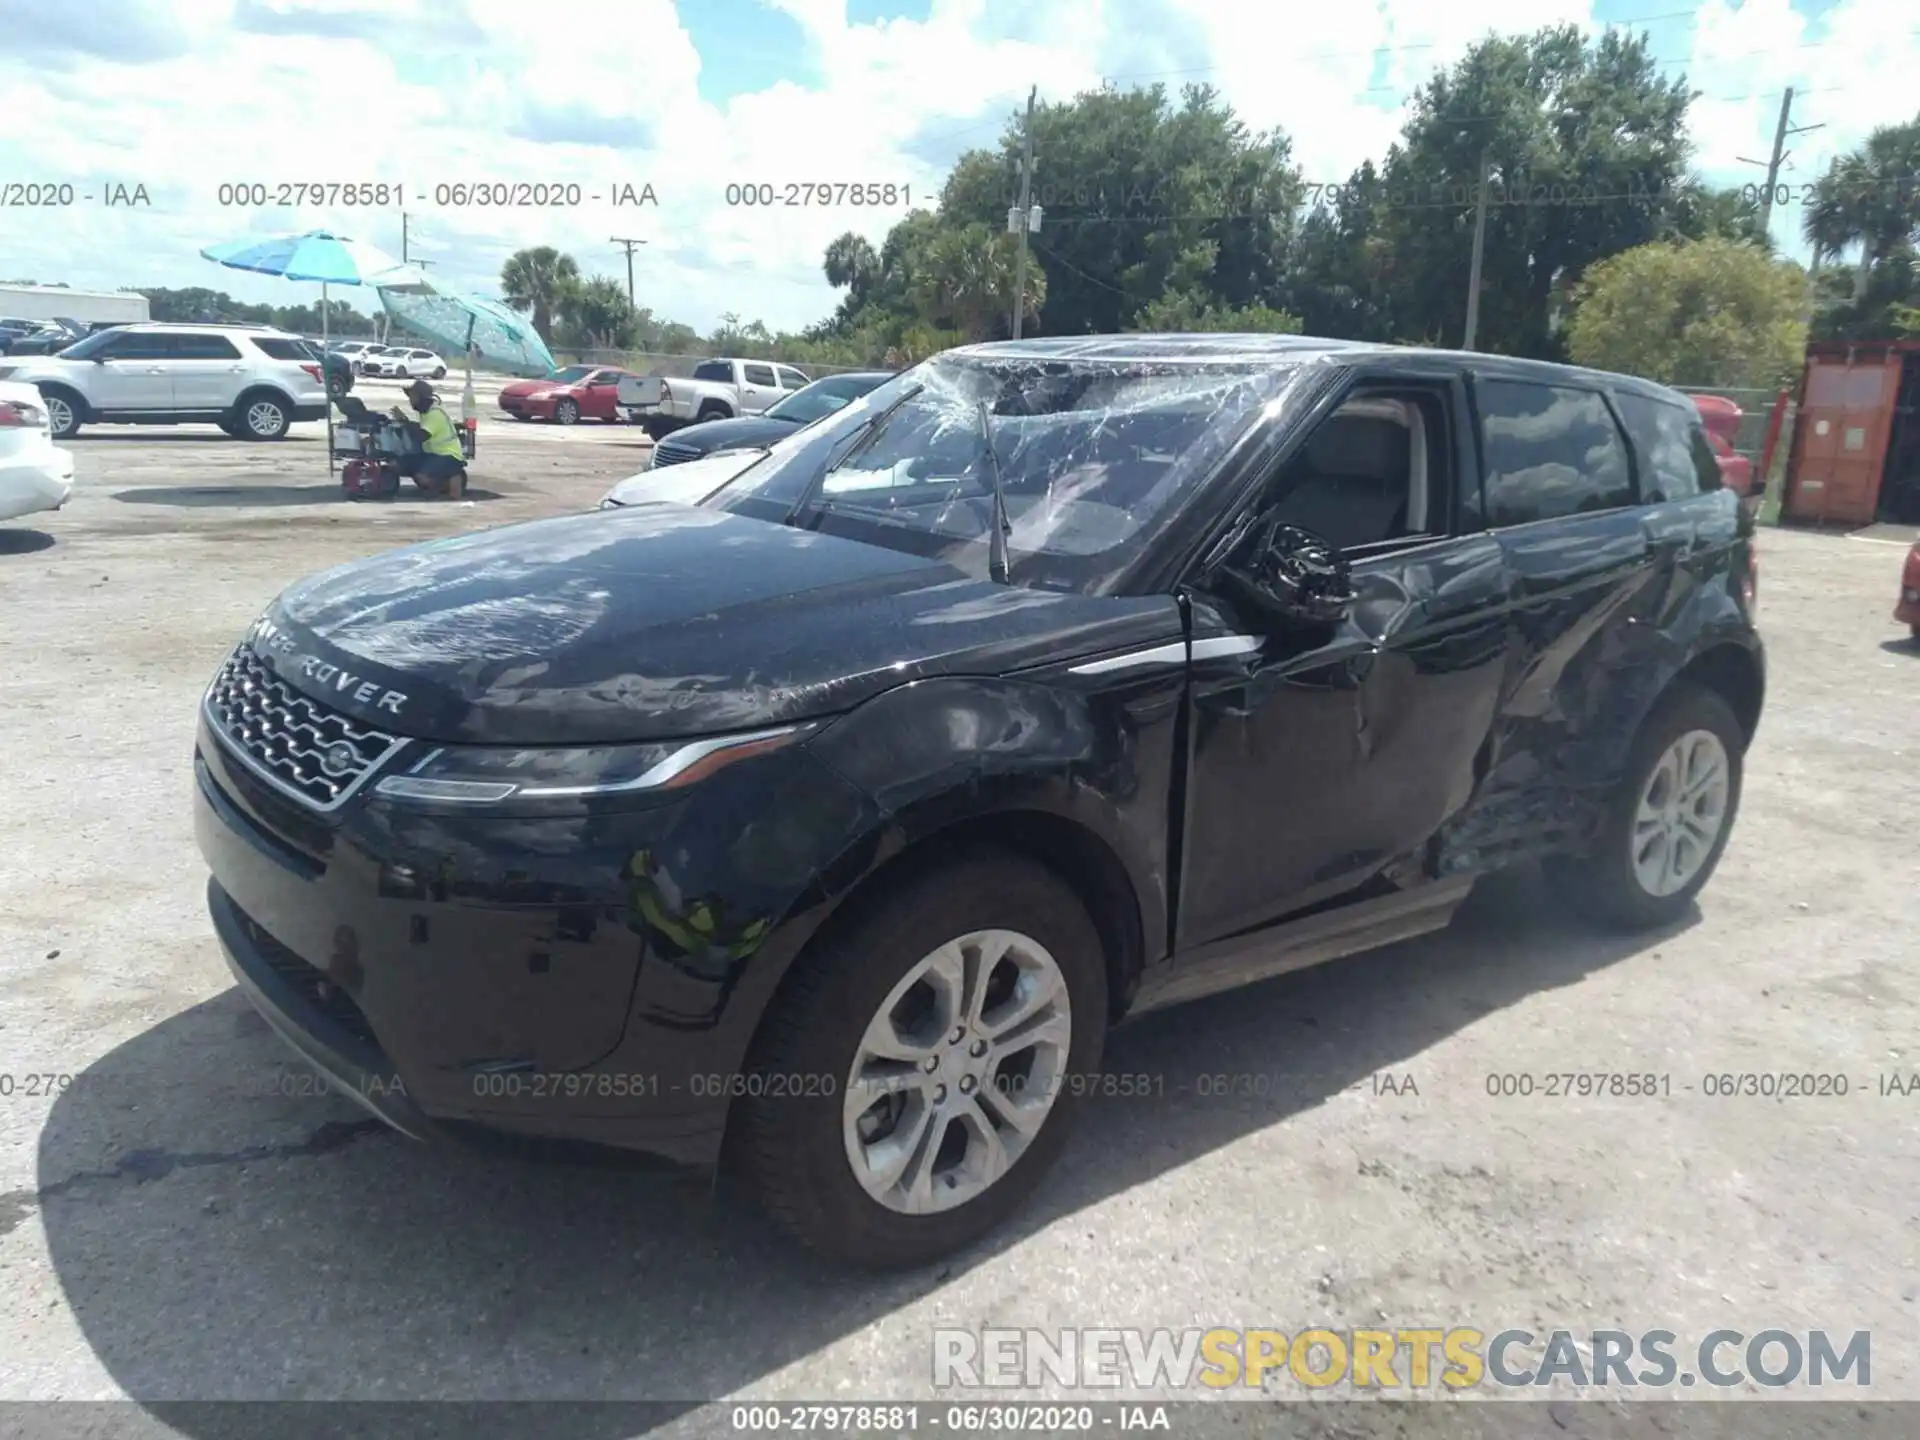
[[1548, 685, 1745, 930], [736, 853, 1107, 1270], [553, 398, 580, 425], [41, 389, 81, 439]]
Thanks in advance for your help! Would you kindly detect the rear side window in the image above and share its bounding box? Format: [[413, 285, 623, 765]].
[[692, 360, 733, 382], [172, 334, 242, 358], [249, 337, 308, 361], [1476, 378, 1633, 526], [1615, 393, 1723, 502], [743, 363, 777, 387]]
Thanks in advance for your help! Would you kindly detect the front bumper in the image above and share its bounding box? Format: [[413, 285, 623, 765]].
[[0, 446, 74, 523], [194, 713, 875, 1165]]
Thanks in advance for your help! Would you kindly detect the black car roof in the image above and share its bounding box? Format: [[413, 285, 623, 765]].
[[951, 333, 1690, 406]]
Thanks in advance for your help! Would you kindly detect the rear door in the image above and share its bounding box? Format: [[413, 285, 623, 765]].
[[170, 332, 248, 408], [1463, 374, 1658, 833]]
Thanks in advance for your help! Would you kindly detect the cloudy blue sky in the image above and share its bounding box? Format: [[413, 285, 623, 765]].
[[0, 0, 1909, 335]]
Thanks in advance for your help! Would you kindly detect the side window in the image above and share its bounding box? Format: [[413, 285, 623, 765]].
[[692, 360, 733, 383], [1615, 393, 1722, 502], [173, 334, 240, 358], [103, 331, 174, 361], [743, 362, 778, 388], [249, 337, 307, 361], [777, 366, 807, 390], [1476, 379, 1633, 526], [1263, 387, 1452, 551]]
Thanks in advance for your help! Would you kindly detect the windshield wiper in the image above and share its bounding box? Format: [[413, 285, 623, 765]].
[[784, 383, 925, 525], [976, 401, 1013, 585]]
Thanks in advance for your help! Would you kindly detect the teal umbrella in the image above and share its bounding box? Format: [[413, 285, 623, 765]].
[[375, 283, 557, 424]]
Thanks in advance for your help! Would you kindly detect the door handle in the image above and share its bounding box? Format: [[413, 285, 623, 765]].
[[145, 367, 166, 374]]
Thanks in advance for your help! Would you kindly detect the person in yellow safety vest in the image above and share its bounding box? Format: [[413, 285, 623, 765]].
[[389, 378, 468, 496]]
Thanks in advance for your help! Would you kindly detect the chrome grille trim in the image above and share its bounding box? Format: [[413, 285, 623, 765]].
[[202, 645, 408, 812], [651, 441, 700, 467]]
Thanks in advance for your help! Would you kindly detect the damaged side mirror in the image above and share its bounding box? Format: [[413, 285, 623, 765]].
[[1217, 517, 1356, 632]]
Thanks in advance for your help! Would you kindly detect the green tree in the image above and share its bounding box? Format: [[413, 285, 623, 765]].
[[556, 274, 639, 350], [907, 222, 1045, 341], [1802, 116, 1920, 313], [1131, 292, 1301, 333], [823, 232, 881, 303], [1364, 25, 1695, 359], [1566, 237, 1807, 389], [499, 246, 581, 344]]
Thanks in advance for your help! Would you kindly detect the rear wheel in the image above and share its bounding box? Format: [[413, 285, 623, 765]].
[[235, 392, 291, 441], [696, 404, 731, 425], [736, 853, 1106, 1270], [1548, 685, 1744, 930], [431, 365, 447, 379]]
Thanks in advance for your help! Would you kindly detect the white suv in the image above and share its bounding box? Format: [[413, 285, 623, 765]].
[[0, 323, 331, 441]]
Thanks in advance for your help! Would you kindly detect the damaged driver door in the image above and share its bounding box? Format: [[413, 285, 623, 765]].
[[1173, 376, 1512, 950]]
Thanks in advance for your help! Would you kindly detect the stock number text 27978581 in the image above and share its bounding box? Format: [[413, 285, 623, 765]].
[[724, 183, 910, 207]]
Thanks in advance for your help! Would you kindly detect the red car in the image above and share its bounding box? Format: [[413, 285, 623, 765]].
[[497, 365, 637, 424], [1896, 541, 1920, 640]]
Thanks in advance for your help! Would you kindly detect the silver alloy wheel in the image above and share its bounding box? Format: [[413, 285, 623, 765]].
[[1630, 728, 1731, 897], [247, 400, 285, 436], [843, 928, 1072, 1215], [45, 395, 73, 435]]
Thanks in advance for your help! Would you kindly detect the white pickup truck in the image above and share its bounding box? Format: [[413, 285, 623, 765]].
[[616, 357, 811, 433]]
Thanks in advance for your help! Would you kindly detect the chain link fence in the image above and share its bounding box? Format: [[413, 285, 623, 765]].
[[553, 348, 885, 379]]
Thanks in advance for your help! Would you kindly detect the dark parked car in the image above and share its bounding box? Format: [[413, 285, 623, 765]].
[[304, 341, 353, 397], [647, 371, 892, 467], [194, 335, 1762, 1268]]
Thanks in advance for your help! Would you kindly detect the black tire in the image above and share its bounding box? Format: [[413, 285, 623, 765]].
[[431, 365, 446, 379], [696, 404, 732, 425], [736, 852, 1108, 1270], [554, 398, 580, 425], [40, 387, 83, 440], [1547, 684, 1745, 931], [233, 391, 291, 441], [327, 371, 350, 398]]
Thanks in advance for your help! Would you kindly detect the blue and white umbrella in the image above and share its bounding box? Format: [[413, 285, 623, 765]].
[[201, 229, 424, 469], [376, 281, 558, 422]]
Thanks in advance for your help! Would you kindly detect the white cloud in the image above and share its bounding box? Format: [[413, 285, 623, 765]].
[[1, 0, 1915, 338]]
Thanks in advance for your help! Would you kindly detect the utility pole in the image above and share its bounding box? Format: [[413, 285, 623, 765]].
[[401, 212, 410, 264], [1738, 88, 1822, 242], [1009, 86, 1037, 340], [611, 237, 647, 307], [1463, 147, 1491, 351]]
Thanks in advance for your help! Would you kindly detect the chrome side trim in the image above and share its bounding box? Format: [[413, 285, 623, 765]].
[[1067, 641, 1188, 677], [1067, 634, 1262, 677], [1190, 634, 1264, 662]]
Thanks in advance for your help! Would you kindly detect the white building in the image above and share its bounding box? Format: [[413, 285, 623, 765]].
[[0, 284, 150, 326]]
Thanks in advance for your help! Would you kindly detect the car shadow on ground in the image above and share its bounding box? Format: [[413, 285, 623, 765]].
[[0, 528, 57, 554], [33, 867, 1692, 1428], [1878, 635, 1920, 655], [65, 433, 324, 444], [110, 484, 505, 507]]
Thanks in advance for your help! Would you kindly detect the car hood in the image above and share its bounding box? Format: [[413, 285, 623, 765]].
[[256, 503, 1176, 745], [666, 415, 799, 452], [500, 378, 568, 399], [603, 449, 765, 507]]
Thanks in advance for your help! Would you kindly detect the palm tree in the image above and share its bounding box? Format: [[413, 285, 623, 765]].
[[1803, 119, 1920, 303], [500, 246, 581, 344], [823, 232, 880, 302], [909, 224, 1046, 342]]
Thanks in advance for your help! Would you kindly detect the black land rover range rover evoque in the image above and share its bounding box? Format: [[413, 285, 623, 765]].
[[196, 334, 1763, 1267]]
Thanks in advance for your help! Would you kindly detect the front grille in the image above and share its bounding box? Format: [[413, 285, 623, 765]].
[[238, 907, 382, 1052], [204, 646, 405, 811], [652, 441, 700, 467]]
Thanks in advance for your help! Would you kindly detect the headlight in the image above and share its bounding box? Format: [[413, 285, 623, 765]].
[[372, 724, 812, 807]]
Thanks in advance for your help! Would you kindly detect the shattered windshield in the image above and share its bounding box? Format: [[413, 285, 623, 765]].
[[709, 352, 1295, 592]]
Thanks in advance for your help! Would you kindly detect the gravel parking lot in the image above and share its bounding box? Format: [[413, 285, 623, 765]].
[[1, 419, 1917, 1432]]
